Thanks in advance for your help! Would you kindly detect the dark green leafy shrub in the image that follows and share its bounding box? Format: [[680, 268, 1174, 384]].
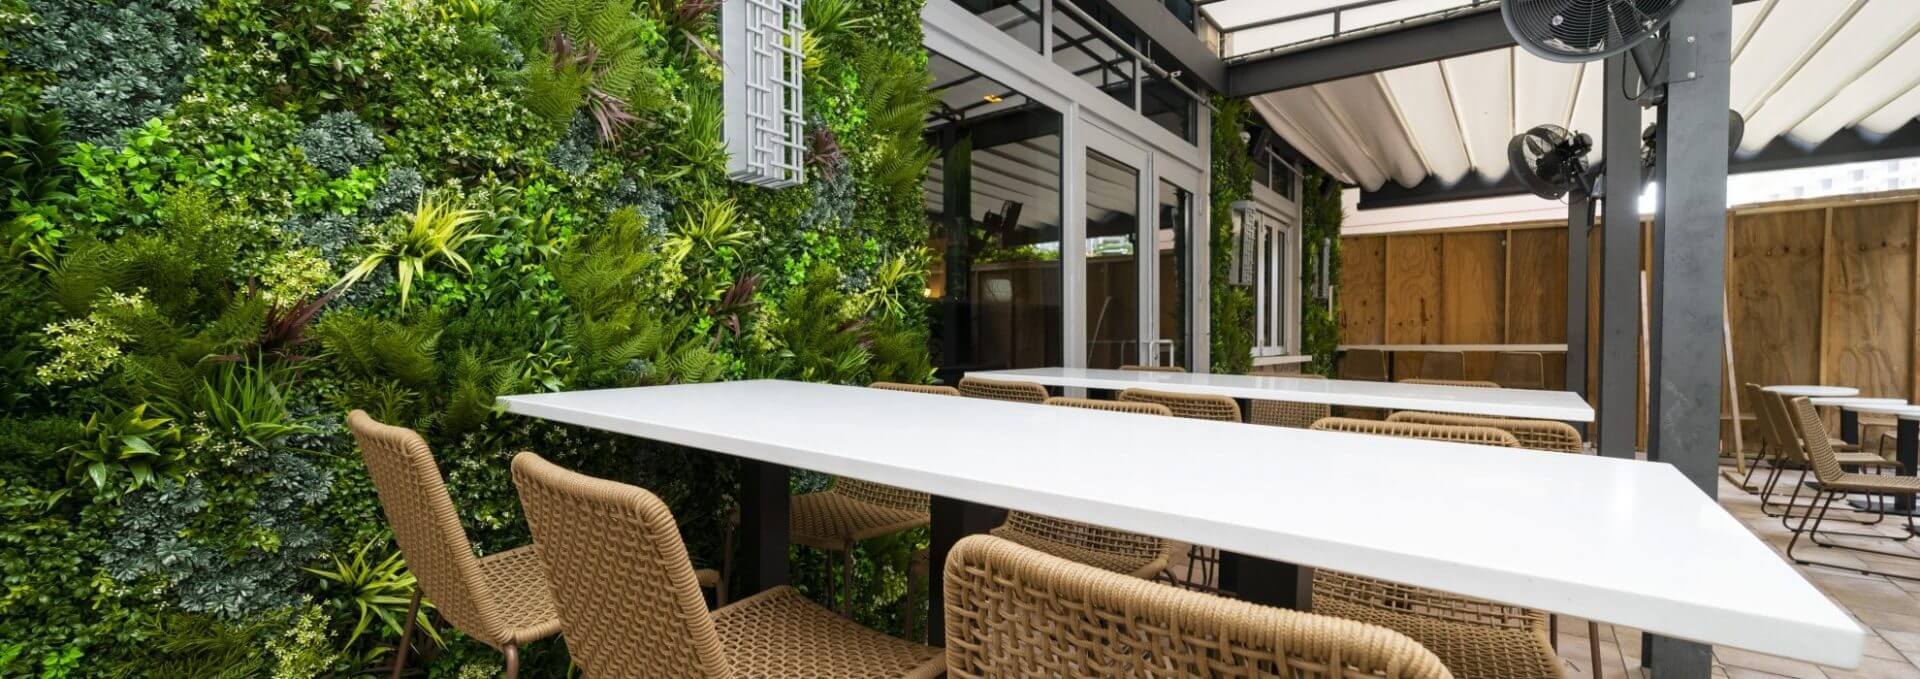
[[12, 0, 201, 143], [294, 111, 382, 177]]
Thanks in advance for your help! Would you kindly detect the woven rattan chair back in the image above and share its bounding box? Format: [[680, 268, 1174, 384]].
[[1418, 352, 1466, 380], [1342, 349, 1390, 381], [1742, 383, 1786, 455], [347, 411, 507, 646], [1118, 388, 1241, 422], [1249, 374, 1330, 429], [1118, 364, 1187, 373], [943, 535, 1454, 679], [511, 452, 730, 677], [870, 382, 962, 397], [957, 376, 1049, 404], [1492, 352, 1546, 389], [831, 477, 930, 513], [1762, 389, 1811, 466], [1044, 396, 1173, 416], [1789, 397, 1850, 484], [1312, 571, 1554, 679], [1311, 417, 1521, 447], [1386, 412, 1581, 453], [1398, 378, 1502, 388]]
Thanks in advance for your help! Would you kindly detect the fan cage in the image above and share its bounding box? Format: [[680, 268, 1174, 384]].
[[1503, 0, 1679, 63]]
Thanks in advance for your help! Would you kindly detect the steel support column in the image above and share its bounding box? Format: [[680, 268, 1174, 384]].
[[1596, 54, 1642, 460], [1566, 193, 1593, 403], [1641, 1, 1732, 676]]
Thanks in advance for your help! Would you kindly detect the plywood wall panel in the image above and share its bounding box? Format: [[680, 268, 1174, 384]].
[[1340, 237, 1387, 344], [1385, 234, 1444, 344], [1727, 209, 1824, 394], [1508, 228, 1569, 344], [1441, 231, 1505, 379], [1824, 202, 1916, 399]]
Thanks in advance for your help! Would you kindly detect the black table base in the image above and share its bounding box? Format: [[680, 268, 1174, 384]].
[[1219, 553, 1313, 610], [926, 495, 1005, 644]]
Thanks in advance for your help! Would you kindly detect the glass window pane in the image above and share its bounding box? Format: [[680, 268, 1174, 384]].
[[1157, 180, 1189, 367], [1052, 6, 1137, 108], [953, 0, 1045, 53], [1143, 72, 1195, 142], [925, 50, 1065, 380], [1085, 149, 1140, 369]]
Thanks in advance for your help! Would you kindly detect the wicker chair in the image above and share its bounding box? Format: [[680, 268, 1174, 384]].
[[1310, 417, 1521, 447], [347, 411, 561, 679], [943, 534, 1454, 679], [1493, 352, 1547, 390], [1250, 373, 1330, 429], [871, 381, 962, 397], [1118, 388, 1241, 422], [1761, 389, 1900, 527], [1342, 349, 1390, 381], [1119, 364, 1187, 373], [1419, 351, 1466, 380], [977, 397, 1177, 580], [1783, 398, 1920, 579], [957, 375, 1049, 404], [1308, 416, 1565, 678], [1399, 378, 1502, 389], [511, 453, 944, 678], [1388, 412, 1582, 453]]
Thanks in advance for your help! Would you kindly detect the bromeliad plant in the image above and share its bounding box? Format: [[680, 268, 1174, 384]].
[[339, 194, 493, 307], [304, 534, 439, 665], [63, 402, 201, 494]]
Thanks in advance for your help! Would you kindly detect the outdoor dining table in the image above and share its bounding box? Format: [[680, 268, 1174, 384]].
[[969, 366, 1595, 421], [1831, 401, 1920, 518], [1768, 385, 1864, 445], [498, 379, 1860, 667]]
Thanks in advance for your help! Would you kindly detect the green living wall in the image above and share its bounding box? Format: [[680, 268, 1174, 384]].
[[0, 0, 937, 674], [1209, 98, 1340, 377]]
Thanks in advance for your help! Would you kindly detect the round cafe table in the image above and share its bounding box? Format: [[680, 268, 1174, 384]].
[[1836, 402, 1920, 518], [1768, 385, 1862, 445]]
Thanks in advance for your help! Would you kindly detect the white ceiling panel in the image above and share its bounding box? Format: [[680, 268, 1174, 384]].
[[1245, 0, 1920, 192], [1317, 76, 1428, 188], [1380, 63, 1473, 185], [1741, 0, 1920, 152], [1442, 50, 1513, 181]]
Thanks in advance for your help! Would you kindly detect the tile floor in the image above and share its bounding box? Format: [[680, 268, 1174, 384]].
[[1551, 466, 1920, 679]]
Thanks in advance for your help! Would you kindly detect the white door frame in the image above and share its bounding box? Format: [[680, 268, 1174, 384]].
[[922, 0, 1212, 371]]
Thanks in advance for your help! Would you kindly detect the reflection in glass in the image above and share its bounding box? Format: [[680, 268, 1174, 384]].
[[1051, 6, 1137, 109], [924, 50, 1064, 381], [1085, 149, 1140, 369], [951, 0, 1044, 53], [1157, 180, 1190, 368]]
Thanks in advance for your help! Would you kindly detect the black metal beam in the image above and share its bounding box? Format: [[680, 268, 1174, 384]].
[[1102, 0, 1227, 91], [1227, 0, 1761, 98], [1355, 118, 1920, 210], [1565, 193, 1593, 406], [1226, 7, 1510, 97], [1596, 54, 1641, 462]]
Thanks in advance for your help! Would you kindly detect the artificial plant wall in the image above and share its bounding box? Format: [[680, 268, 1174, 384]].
[[1299, 167, 1341, 376], [0, 0, 937, 674], [1208, 97, 1254, 375]]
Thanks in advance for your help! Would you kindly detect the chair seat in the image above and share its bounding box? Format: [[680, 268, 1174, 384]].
[[475, 546, 564, 647], [1314, 572, 1562, 679], [988, 524, 1171, 580], [713, 586, 943, 678], [790, 492, 930, 550], [1833, 438, 1863, 452], [1836, 452, 1901, 468], [1824, 472, 1920, 495]]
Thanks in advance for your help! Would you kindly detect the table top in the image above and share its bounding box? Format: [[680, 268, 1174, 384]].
[[1810, 397, 1907, 408], [1765, 385, 1861, 398], [500, 380, 1859, 667], [971, 367, 1595, 422], [1337, 343, 1569, 353], [1840, 402, 1920, 420]]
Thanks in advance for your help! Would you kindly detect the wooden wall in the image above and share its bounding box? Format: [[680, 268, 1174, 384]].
[[1339, 191, 1920, 448]]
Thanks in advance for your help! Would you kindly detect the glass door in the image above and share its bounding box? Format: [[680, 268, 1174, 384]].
[[1082, 147, 1142, 369]]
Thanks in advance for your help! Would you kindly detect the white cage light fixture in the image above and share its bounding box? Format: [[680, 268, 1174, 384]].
[[723, 0, 805, 188]]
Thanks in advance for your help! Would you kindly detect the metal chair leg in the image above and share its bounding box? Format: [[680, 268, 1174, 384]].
[[501, 644, 519, 679], [840, 549, 855, 617], [390, 590, 422, 679], [1589, 621, 1603, 679]]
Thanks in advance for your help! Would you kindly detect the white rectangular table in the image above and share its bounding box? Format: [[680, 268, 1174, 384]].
[[971, 366, 1595, 422], [499, 380, 1857, 667]]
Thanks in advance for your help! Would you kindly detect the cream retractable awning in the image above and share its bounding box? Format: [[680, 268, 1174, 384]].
[[1216, 0, 1920, 191]]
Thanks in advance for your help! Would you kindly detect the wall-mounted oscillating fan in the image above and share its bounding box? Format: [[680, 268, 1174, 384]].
[[1508, 125, 1595, 201], [1503, 0, 1681, 63]]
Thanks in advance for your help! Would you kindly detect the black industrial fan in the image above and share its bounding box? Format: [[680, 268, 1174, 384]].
[[1509, 124, 1595, 201], [1502, 0, 1681, 64]]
